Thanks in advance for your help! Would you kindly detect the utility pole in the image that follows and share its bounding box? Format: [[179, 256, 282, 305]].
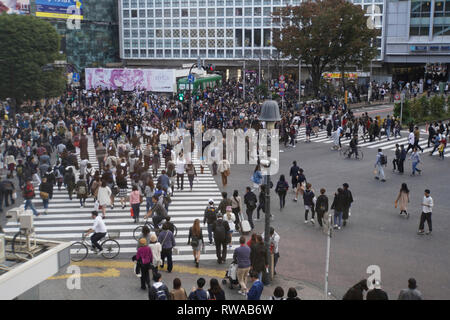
[[324, 213, 332, 300], [298, 57, 302, 103]]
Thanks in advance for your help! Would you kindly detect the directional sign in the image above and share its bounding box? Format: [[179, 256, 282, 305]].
[[279, 75, 285, 82], [188, 74, 195, 83], [394, 93, 400, 102], [72, 73, 80, 82], [279, 83, 285, 89]]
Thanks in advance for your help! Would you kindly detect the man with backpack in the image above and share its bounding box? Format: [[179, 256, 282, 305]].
[[188, 278, 210, 300], [149, 273, 170, 300], [374, 148, 386, 182], [203, 199, 217, 245], [23, 179, 39, 216], [212, 213, 230, 264]]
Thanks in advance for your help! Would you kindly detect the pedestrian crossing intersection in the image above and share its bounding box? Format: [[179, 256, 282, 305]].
[[4, 136, 236, 262], [294, 127, 450, 157]]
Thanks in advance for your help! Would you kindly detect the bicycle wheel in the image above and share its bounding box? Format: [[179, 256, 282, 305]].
[[173, 225, 178, 238], [70, 242, 89, 262], [12, 231, 32, 261], [358, 150, 364, 160], [101, 239, 120, 259], [340, 149, 348, 159], [133, 225, 144, 241]]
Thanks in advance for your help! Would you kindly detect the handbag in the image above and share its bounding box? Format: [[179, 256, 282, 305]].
[[130, 207, 134, 217], [40, 191, 49, 200], [224, 169, 230, 177], [12, 192, 17, 200]]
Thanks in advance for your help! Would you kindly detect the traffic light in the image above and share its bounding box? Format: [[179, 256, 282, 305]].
[[178, 92, 184, 101], [202, 64, 215, 73]]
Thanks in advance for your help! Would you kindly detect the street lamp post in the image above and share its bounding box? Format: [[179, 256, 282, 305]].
[[259, 100, 281, 286], [324, 213, 333, 300]]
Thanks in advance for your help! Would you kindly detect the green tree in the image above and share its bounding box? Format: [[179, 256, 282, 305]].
[[273, 0, 378, 97], [0, 14, 65, 115], [332, 1, 379, 91], [429, 95, 445, 118]]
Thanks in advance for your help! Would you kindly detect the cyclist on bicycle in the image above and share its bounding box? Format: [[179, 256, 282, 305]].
[[348, 135, 359, 159], [85, 211, 107, 254], [145, 195, 169, 229]]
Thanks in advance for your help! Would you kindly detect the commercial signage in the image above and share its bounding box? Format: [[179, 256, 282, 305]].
[[35, 0, 83, 20], [322, 72, 358, 80], [85, 68, 175, 92], [0, 0, 29, 14]]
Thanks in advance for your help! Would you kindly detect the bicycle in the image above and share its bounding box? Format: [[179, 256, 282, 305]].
[[133, 217, 178, 241], [340, 146, 364, 160], [70, 231, 121, 262]]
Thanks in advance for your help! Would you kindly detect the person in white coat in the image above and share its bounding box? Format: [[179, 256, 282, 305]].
[[175, 152, 186, 190], [149, 233, 162, 274], [223, 206, 235, 249], [97, 181, 112, 219]]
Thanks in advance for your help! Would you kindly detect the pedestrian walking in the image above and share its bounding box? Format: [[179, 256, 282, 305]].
[[251, 164, 263, 192], [212, 213, 230, 264], [393, 144, 400, 172], [203, 199, 217, 245], [250, 235, 268, 281], [116, 172, 128, 209], [231, 190, 242, 231], [395, 183, 410, 218], [149, 233, 162, 275], [289, 161, 300, 191], [130, 185, 142, 223], [244, 186, 257, 230], [256, 185, 266, 221], [97, 181, 111, 219], [303, 183, 316, 224], [331, 188, 346, 229], [136, 238, 153, 290], [170, 278, 187, 300], [38, 177, 53, 215], [23, 179, 39, 216], [275, 175, 289, 210], [64, 167, 76, 200], [75, 175, 88, 208], [418, 189, 433, 235], [398, 144, 406, 174], [374, 148, 387, 182], [186, 162, 197, 191], [398, 278, 423, 300], [175, 152, 186, 190], [293, 168, 306, 201], [223, 206, 235, 249], [315, 188, 329, 229], [233, 236, 251, 296], [342, 279, 368, 300], [342, 183, 353, 227], [218, 156, 231, 187], [158, 222, 176, 272], [188, 219, 204, 268], [410, 147, 422, 176]]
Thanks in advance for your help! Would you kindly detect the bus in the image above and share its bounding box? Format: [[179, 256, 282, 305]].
[[177, 74, 222, 96]]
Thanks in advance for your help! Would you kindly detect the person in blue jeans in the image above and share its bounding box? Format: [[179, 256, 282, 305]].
[[410, 148, 422, 176], [23, 179, 39, 216], [158, 222, 176, 273], [331, 188, 346, 230]]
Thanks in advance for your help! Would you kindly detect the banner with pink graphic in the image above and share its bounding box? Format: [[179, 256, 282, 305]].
[[85, 68, 175, 92]]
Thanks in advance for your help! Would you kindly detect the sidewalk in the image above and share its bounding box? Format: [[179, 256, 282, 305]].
[[39, 258, 334, 300]]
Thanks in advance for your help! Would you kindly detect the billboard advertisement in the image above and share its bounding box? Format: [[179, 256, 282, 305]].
[[0, 0, 30, 14], [35, 0, 83, 20], [85, 68, 175, 93]]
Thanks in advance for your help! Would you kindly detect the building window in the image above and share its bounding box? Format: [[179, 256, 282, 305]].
[[190, 8, 197, 17], [156, 39, 163, 47], [208, 29, 215, 37], [148, 19, 154, 27], [208, 0, 215, 5], [164, 19, 171, 27], [173, 19, 180, 27], [164, 9, 171, 17], [182, 49, 189, 58], [182, 29, 189, 37], [208, 18, 215, 26], [217, 50, 224, 57], [199, 29, 207, 37], [132, 30, 138, 38], [155, 0, 162, 7], [182, 39, 189, 47], [165, 39, 171, 47], [200, 49, 207, 57], [244, 7, 252, 16], [147, 0, 154, 6], [148, 49, 154, 57], [140, 19, 146, 28], [124, 0, 130, 8], [173, 49, 180, 57], [226, 18, 233, 27], [140, 29, 146, 37], [236, 8, 242, 16], [173, 9, 179, 17], [156, 29, 163, 37], [217, 18, 224, 27], [190, 49, 198, 57], [148, 30, 154, 37], [235, 49, 242, 57], [133, 49, 139, 57], [173, 39, 180, 47], [199, 19, 206, 27], [155, 9, 162, 17], [208, 49, 215, 57], [217, 29, 224, 37], [139, 9, 146, 17], [172, 0, 179, 6], [226, 39, 233, 47], [208, 39, 215, 47], [199, 8, 206, 17], [140, 49, 147, 57], [124, 49, 131, 57], [199, 0, 206, 5], [244, 0, 252, 5], [226, 0, 233, 5], [147, 9, 153, 17], [190, 19, 197, 27], [124, 19, 130, 28], [263, 7, 271, 16], [200, 39, 207, 47], [155, 19, 162, 27], [254, 7, 261, 16], [191, 29, 198, 37], [410, 26, 429, 36], [165, 29, 171, 37], [217, 0, 224, 5], [208, 8, 215, 16], [235, 29, 243, 47], [124, 40, 130, 48], [254, 18, 261, 26], [226, 8, 233, 16], [254, 29, 261, 47], [226, 49, 233, 58], [235, 18, 242, 27], [182, 19, 188, 27], [411, 0, 431, 18], [123, 10, 130, 18], [148, 39, 155, 47], [131, 10, 138, 18], [131, 19, 138, 28], [124, 30, 131, 38], [263, 29, 270, 46], [217, 8, 224, 17], [156, 49, 163, 57], [181, 0, 188, 5], [235, 0, 242, 4]]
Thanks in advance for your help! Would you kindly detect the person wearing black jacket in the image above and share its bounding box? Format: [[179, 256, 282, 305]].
[[342, 183, 353, 227], [275, 175, 289, 210], [203, 200, 217, 245], [366, 281, 389, 300], [303, 183, 315, 225], [244, 187, 257, 230], [289, 161, 300, 190], [256, 185, 266, 221], [398, 144, 406, 174], [315, 188, 328, 228], [342, 279, 368, 300], [39, 177, 53, 215], [250, 235, 268, 281], [212, 213, 230, 264], [331, 188, 346, 229]]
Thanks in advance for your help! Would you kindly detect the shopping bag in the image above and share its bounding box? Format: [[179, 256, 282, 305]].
[[130, 207, 134, 217]]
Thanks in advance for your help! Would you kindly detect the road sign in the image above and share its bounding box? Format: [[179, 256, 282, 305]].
[[279, 91, 285, 96], [394, 93, 400, 102], [279, 83, 285, 89], [279, 87, 285, 92], [279, 75, 285, 82], [188, 74, 195, 83], [72, 73, 80, 82]]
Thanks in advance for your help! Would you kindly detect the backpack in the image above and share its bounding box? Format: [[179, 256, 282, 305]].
[[380, 154, 387, 165], [23, 184, 34, 199], [154, 285, 168, 300], [214, 220, 226, 241], [16, 166, 23, 176], [206, 206, 216, 223], [78, 184, 87, 195], [247, 196, 256, 209]]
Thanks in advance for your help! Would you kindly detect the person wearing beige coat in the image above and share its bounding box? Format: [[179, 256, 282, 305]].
[[395, 183, 410, 218]]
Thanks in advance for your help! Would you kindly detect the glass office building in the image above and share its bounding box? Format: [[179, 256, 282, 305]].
[[119, 0, 384, 62]]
